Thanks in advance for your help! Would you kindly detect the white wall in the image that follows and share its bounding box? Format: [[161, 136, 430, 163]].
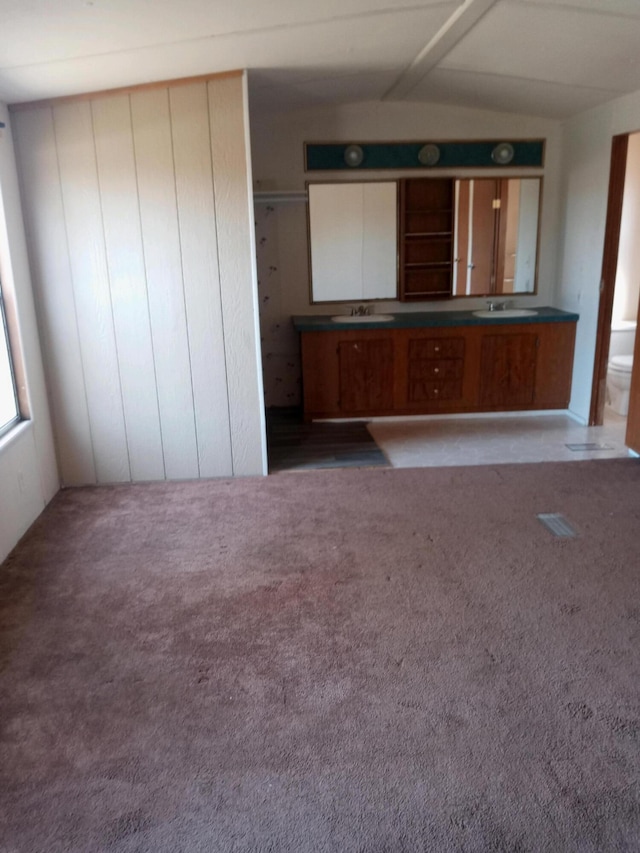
[[0, 103, 59, 563], [249, 99, 563, 406], [14, 73, 266, 485], [557, 89, 640, 422]]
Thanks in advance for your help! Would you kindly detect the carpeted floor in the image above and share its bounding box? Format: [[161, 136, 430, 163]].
[[1, 459, 640, 852]]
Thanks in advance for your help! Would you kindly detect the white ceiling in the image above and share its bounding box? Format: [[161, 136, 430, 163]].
[[1, 0, 639, 119]]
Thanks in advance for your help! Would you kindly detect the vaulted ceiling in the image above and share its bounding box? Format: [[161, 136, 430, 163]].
[[1, 0, 639, 119]]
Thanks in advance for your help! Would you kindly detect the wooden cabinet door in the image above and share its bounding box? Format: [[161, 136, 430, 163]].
[[338, 339, 394, 413], [480, 333, 538, 408], [533, 322, 576, 408]]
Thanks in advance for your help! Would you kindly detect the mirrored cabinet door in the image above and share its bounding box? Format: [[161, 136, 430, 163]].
[[308, 182, 397, 303], [453, 178, 541, 296]]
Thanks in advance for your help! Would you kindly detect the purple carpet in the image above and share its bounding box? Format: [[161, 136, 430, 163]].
[[1, 459, 640, 851]]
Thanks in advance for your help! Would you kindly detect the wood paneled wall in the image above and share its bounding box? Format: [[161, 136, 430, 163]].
[[13, 74, 266, 484]]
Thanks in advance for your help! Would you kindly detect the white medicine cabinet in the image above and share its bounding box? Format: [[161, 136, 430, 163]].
[[308, 181, 398, 303]]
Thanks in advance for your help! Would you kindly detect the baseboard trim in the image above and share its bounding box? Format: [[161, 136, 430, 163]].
[[318, 409, 573, 424]]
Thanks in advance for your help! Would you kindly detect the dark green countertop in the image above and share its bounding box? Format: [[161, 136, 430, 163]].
[[292, 306, 579, 332]]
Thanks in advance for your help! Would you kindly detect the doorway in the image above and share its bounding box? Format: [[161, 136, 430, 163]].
[[590, 132, 640, 454]]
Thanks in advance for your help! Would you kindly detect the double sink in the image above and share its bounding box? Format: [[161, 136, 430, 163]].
[[331, 308, 538, 323]]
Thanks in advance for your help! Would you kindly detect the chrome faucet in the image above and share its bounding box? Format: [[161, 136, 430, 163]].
[[351, 304, 371, 316], [486, 299, 512, 312]]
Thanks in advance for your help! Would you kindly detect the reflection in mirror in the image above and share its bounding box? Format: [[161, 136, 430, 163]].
[[452, 178, 540, 296], [307, 177, 540, 303], [308, 182, 397, 303]]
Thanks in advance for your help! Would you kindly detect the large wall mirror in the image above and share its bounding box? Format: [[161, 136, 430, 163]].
[[308, 177, 541, 303]]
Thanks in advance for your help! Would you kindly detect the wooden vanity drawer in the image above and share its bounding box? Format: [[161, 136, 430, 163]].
[[409, 337, 465, 360], [406, 335, 466, 407], [408, 378, 463, 403], [408, 358, 463, 380]]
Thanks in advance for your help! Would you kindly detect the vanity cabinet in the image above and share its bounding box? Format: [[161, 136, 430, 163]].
[[298, 317, 576, 420]]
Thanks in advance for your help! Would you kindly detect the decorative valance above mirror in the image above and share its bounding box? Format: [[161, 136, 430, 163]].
[[305, 140, 545, 171], [307, 177, 542, 303]]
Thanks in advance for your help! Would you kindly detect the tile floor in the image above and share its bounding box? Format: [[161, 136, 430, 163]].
[[367, 408, 633, 469]]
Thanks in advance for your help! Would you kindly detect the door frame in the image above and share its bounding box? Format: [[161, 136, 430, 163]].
[[589, 133, 629, 426]]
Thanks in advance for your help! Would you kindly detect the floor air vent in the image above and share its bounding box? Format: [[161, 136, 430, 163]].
[[537, 513, 578, 538]]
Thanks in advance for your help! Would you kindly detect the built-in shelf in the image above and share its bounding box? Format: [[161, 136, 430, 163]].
[[253, 190, 308, 204], [405, 262, 452, 269], [399, 178, 455, 301], [405, 290, 452, 297]]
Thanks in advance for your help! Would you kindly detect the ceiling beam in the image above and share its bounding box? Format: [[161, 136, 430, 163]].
[[383, 0, 500, 100]]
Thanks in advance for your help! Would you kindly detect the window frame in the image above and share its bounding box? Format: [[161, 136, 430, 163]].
[[0, 277, 20, 439]]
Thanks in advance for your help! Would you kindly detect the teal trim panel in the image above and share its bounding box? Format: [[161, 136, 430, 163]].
[[305, 140, 545, 171]]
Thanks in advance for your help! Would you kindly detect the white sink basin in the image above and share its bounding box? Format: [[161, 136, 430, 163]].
[[472, 309, 538, 319], [331, 314, 395, 323]]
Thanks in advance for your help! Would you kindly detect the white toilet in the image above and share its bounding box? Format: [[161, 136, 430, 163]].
[[607, 320, 637, 416]]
